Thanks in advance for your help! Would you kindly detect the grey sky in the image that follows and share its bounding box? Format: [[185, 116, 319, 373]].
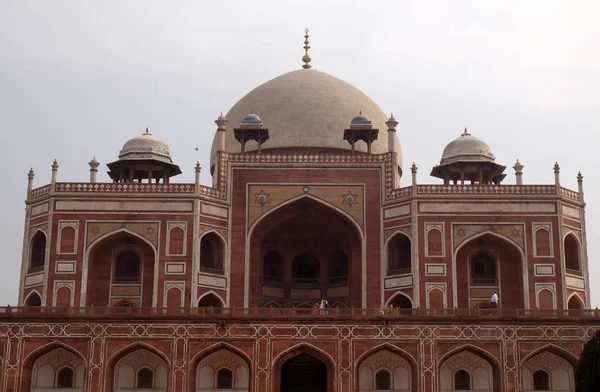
[[1, 1, 598, 306]]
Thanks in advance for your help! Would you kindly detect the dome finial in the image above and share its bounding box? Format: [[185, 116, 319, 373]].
[[302, 28, 312, 69], [145, 127, 150, 135]]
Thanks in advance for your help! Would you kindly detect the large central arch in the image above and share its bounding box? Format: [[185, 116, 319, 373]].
[[273, 344, 335, 392], [248, 197, 363, 308]]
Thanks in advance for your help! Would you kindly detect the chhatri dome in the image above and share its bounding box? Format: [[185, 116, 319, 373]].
[[439, 128, 495, 165], [118, 128, 174, 164], [210, 31, 402, 171]]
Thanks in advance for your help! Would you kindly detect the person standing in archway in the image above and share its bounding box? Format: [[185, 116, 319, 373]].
[[491, 291, 499, 308]]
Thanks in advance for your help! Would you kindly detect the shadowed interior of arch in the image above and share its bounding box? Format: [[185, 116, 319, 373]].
[[250, 197, 361, 308], [86, 231, 156, 307]]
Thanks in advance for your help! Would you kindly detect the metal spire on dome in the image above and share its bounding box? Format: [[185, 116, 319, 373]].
[[462, 127, 470, 136], [302, 28, 312, 69]]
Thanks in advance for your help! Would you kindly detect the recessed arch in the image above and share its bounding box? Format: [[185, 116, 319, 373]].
[[249, 195, 364, 308], [105, 342, 170, 392], [567, 293, 584, 310], [23, 341, 86, 392], [188, 341, 253, 392], [386, 291, 413, 309], [453, 230, 527, 309], [24, 290, 42, 307], [28, 229, 47, 271], [386, 231, 412, 275], [199, 230, 226, 272], [272, 342, 335, 392], [563, 232, 581, 271], [197, 291, 225, 308], [520, 344, 579, 370], [81, 228, 159, 307], [248, 194, 364, 240], [438, 344, 502, 392]]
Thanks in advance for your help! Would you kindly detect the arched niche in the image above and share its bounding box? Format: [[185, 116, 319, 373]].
[[250, 197, 361, 308], [200, 232, 225, 273], [194, 349, 250, 392], [534, 228, 551, 257], [455, 233, 524, 309], [470, 250, 496, 285], [358, 349, 412, 392], [198, 293, 224, 308], [25, 291, 42, 307], [387, 233, 411, 276], [567, 294, 583, 310], [387, 293, 412, 309], [522, 350, 575, 391], [273, 344, 334, 392], [29, 231, 47, 272], [86, 231, 156, 307], [59, 225, 76, 254], [168, 226, 185, 255], [439, 349, 499, 392], [564, 234, 580, 271], [30, 347, 84, 391], [113, 349, 168, 392]]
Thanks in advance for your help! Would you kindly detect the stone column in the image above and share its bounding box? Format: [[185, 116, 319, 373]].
[[195, 162, 202, 185], [411, 162, 418, 186], [554, 162, 560, 194], [513, 159, 524, 185], [577, 171, 584, 202], [27, 168, 34, 197], [88, 156, 99, 183], [385, 114, 398, 153], [50, 159, 59, 185]]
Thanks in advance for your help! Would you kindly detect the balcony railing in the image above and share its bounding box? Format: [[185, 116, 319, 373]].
[[1, 306, 598, 322]]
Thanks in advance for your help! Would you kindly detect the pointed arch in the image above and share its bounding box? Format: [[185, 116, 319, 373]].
[[272, 342, 335, 392], [28, 229, 47, 271], [248, 194, 364, 239], [567, 293, 584, 310], [563, 231, 581, 271], [81, 227, 159, 307], [453, 230, 528, 308], [199, 230, 226, 272], [520, 344, 579, 370], [105, 342, 170, 392], [197, 290, 225, 308], [355, 342, 418, 374], [385, 230, 412, 275], [386, 291, 413, 308], [24, 290, 42, 307], [23, 341, 86, 370], [23, 341, 87, 392], [188, 341, 253, 392], [438, 344, 502, 392]]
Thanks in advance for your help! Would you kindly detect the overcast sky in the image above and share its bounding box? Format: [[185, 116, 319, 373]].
[[1, 1, 598, 307]]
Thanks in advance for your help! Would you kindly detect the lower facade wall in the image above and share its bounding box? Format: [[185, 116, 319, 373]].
[[0, 320, 595, 392]]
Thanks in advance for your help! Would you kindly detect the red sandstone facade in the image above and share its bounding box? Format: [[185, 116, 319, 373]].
[[9, 63, 598, 392]]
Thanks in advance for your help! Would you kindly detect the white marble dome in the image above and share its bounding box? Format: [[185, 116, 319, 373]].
[[440, 129, 495, 165], [210, 69, 402, 168], [119, 129, 173, 164]]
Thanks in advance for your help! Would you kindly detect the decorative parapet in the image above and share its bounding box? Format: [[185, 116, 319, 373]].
[[54, 182, 196, 193], [0, 306, 598, 322], [29, 185, 51, 199], [560, 187, 580, 202], [388, 186, 412, 199], [416, 184, 558, 195]]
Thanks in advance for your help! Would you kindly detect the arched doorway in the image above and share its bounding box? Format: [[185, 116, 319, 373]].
[[86, 231, 156, 307], [281, 354, 327, 392], [567, 295, 583, 310], [250, 198, 361, 308], [111, 348, 167, 392], [389, 293, 412, 309], [198, 293, 224, 308], [455, 233, 524, 309]]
